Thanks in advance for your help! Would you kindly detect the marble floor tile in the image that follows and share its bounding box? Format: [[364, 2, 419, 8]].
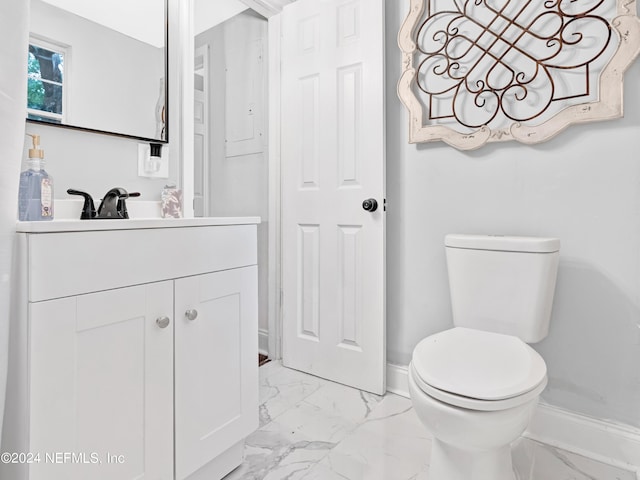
[[258, 360, 283, 382], [228, 368, 386, 479], [223, 419, 337, 480], [512, 438, 637, 480], [258, 363, 330, 427], [226, 362, 638, 480], [300, 380, 383, 425], [302, 394, 431, 480], [270, 400, 357, 446]]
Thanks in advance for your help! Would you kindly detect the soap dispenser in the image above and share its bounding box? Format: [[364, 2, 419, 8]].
[[18, 134, 54, 221]]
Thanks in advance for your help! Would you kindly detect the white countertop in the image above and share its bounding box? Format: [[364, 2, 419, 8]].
[[16, 199, 260, 232], [16, 216, 261, 233]]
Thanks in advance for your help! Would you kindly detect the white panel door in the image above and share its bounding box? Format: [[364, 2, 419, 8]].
[[174, 266, 258, 480], [281, 0, 386, 394], [28, 282, 174, 480]]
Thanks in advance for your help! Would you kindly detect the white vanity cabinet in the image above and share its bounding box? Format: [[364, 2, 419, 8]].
[[29, 282, 174, 480], [175, 267, 257, 479], [2, 219, 260, 480]]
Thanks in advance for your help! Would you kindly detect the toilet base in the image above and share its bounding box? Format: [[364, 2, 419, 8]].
[[429, 439, 516, 480]]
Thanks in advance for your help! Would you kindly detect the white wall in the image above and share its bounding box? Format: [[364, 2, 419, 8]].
[[22, 123, 171, 201], [385, 2, 640, 428], [0, 0, 28, 445], [195, 11, 270, 336]]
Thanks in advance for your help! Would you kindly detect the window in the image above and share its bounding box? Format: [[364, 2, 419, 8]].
[[27, 38, 67, 123]]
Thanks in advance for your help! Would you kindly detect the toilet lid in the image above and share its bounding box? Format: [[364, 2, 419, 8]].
[[412, 327, 547, 401]]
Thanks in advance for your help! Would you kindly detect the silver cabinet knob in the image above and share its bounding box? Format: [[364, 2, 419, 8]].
[[156, 316, 170, 329], [185, 309, 198, 321]]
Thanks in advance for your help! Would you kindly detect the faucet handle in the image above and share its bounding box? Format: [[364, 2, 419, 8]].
[[67, 189, 96, 220], [117, 191, 140, 219]]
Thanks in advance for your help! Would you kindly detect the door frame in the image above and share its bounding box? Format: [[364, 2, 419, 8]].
[[179, 0, 286, 360], [265, 12, 283, 360], [243, 0, 286, 361], [194, 43, 210, 217]]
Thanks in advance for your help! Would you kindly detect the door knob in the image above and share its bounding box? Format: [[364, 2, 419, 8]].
[[362, 198, 378, 212], [156, 316, 170, 329], [185, 309, 198, 321]]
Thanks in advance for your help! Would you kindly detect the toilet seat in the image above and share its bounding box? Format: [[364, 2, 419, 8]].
[[410, 363, 547, 411], [411, 327, 548, 411]]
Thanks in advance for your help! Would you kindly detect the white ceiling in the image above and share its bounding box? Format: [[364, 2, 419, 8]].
[[40, 0, 165, 48], [194, 0, 248, 36]]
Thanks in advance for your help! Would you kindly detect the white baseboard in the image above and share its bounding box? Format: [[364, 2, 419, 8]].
[[258, 328, 269, 356], [525, 403, 640, 473], [386, 362, 410, 398], [386, 362, 640, 473]]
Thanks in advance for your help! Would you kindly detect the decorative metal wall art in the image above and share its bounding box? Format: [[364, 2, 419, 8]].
[[398, 0, 640, 150]]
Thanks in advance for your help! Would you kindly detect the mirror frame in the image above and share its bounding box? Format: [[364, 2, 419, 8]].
[[26, 0, 169, 144]]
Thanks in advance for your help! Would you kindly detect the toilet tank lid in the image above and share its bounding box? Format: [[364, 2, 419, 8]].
[[445, 234, 560, 253]]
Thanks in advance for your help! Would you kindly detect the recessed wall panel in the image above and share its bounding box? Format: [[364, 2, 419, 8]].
[[299, 15, 320, 55], [297, 224, 320, 339], [337, 225, 362, 350], [337, 1, 360, 46], [77, 317, 145, 478], [196, 293, 242, 434], [194, 100, 204, 123], [300, 75, 320, 189], [337, 64, 362, 187]]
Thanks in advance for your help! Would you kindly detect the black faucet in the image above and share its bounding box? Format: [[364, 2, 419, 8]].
[[66, 189, 96, 219], [67, 188, 140, 219]]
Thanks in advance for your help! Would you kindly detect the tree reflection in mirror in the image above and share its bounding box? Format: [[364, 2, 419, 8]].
[[27, 40, 65, 124]]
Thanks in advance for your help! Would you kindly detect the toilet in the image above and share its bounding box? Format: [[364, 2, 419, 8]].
[[409, 234, 560, 480]]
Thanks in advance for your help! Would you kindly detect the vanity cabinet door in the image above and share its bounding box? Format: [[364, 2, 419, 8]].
[[28, 282, 174, 480], [174, 266, 258, 480]]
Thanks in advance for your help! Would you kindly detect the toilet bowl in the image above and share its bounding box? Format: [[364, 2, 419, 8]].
[[409, 327, 548, 480], [409, 235, 560, 480]]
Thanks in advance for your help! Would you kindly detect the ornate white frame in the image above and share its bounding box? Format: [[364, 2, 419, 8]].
[[397, 0, 640, 150]]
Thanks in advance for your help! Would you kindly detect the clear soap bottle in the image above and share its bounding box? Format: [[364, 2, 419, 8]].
[[18, 134, 54, 221]]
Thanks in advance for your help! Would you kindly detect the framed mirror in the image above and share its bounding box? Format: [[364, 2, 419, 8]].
[[27, 0, 168, 143]]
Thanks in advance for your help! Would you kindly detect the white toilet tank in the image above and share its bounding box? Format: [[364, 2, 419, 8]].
[[445, 234, 560, 343]]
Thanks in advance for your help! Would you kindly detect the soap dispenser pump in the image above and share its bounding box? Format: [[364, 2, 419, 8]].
[[18, 134, 54, 221]]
